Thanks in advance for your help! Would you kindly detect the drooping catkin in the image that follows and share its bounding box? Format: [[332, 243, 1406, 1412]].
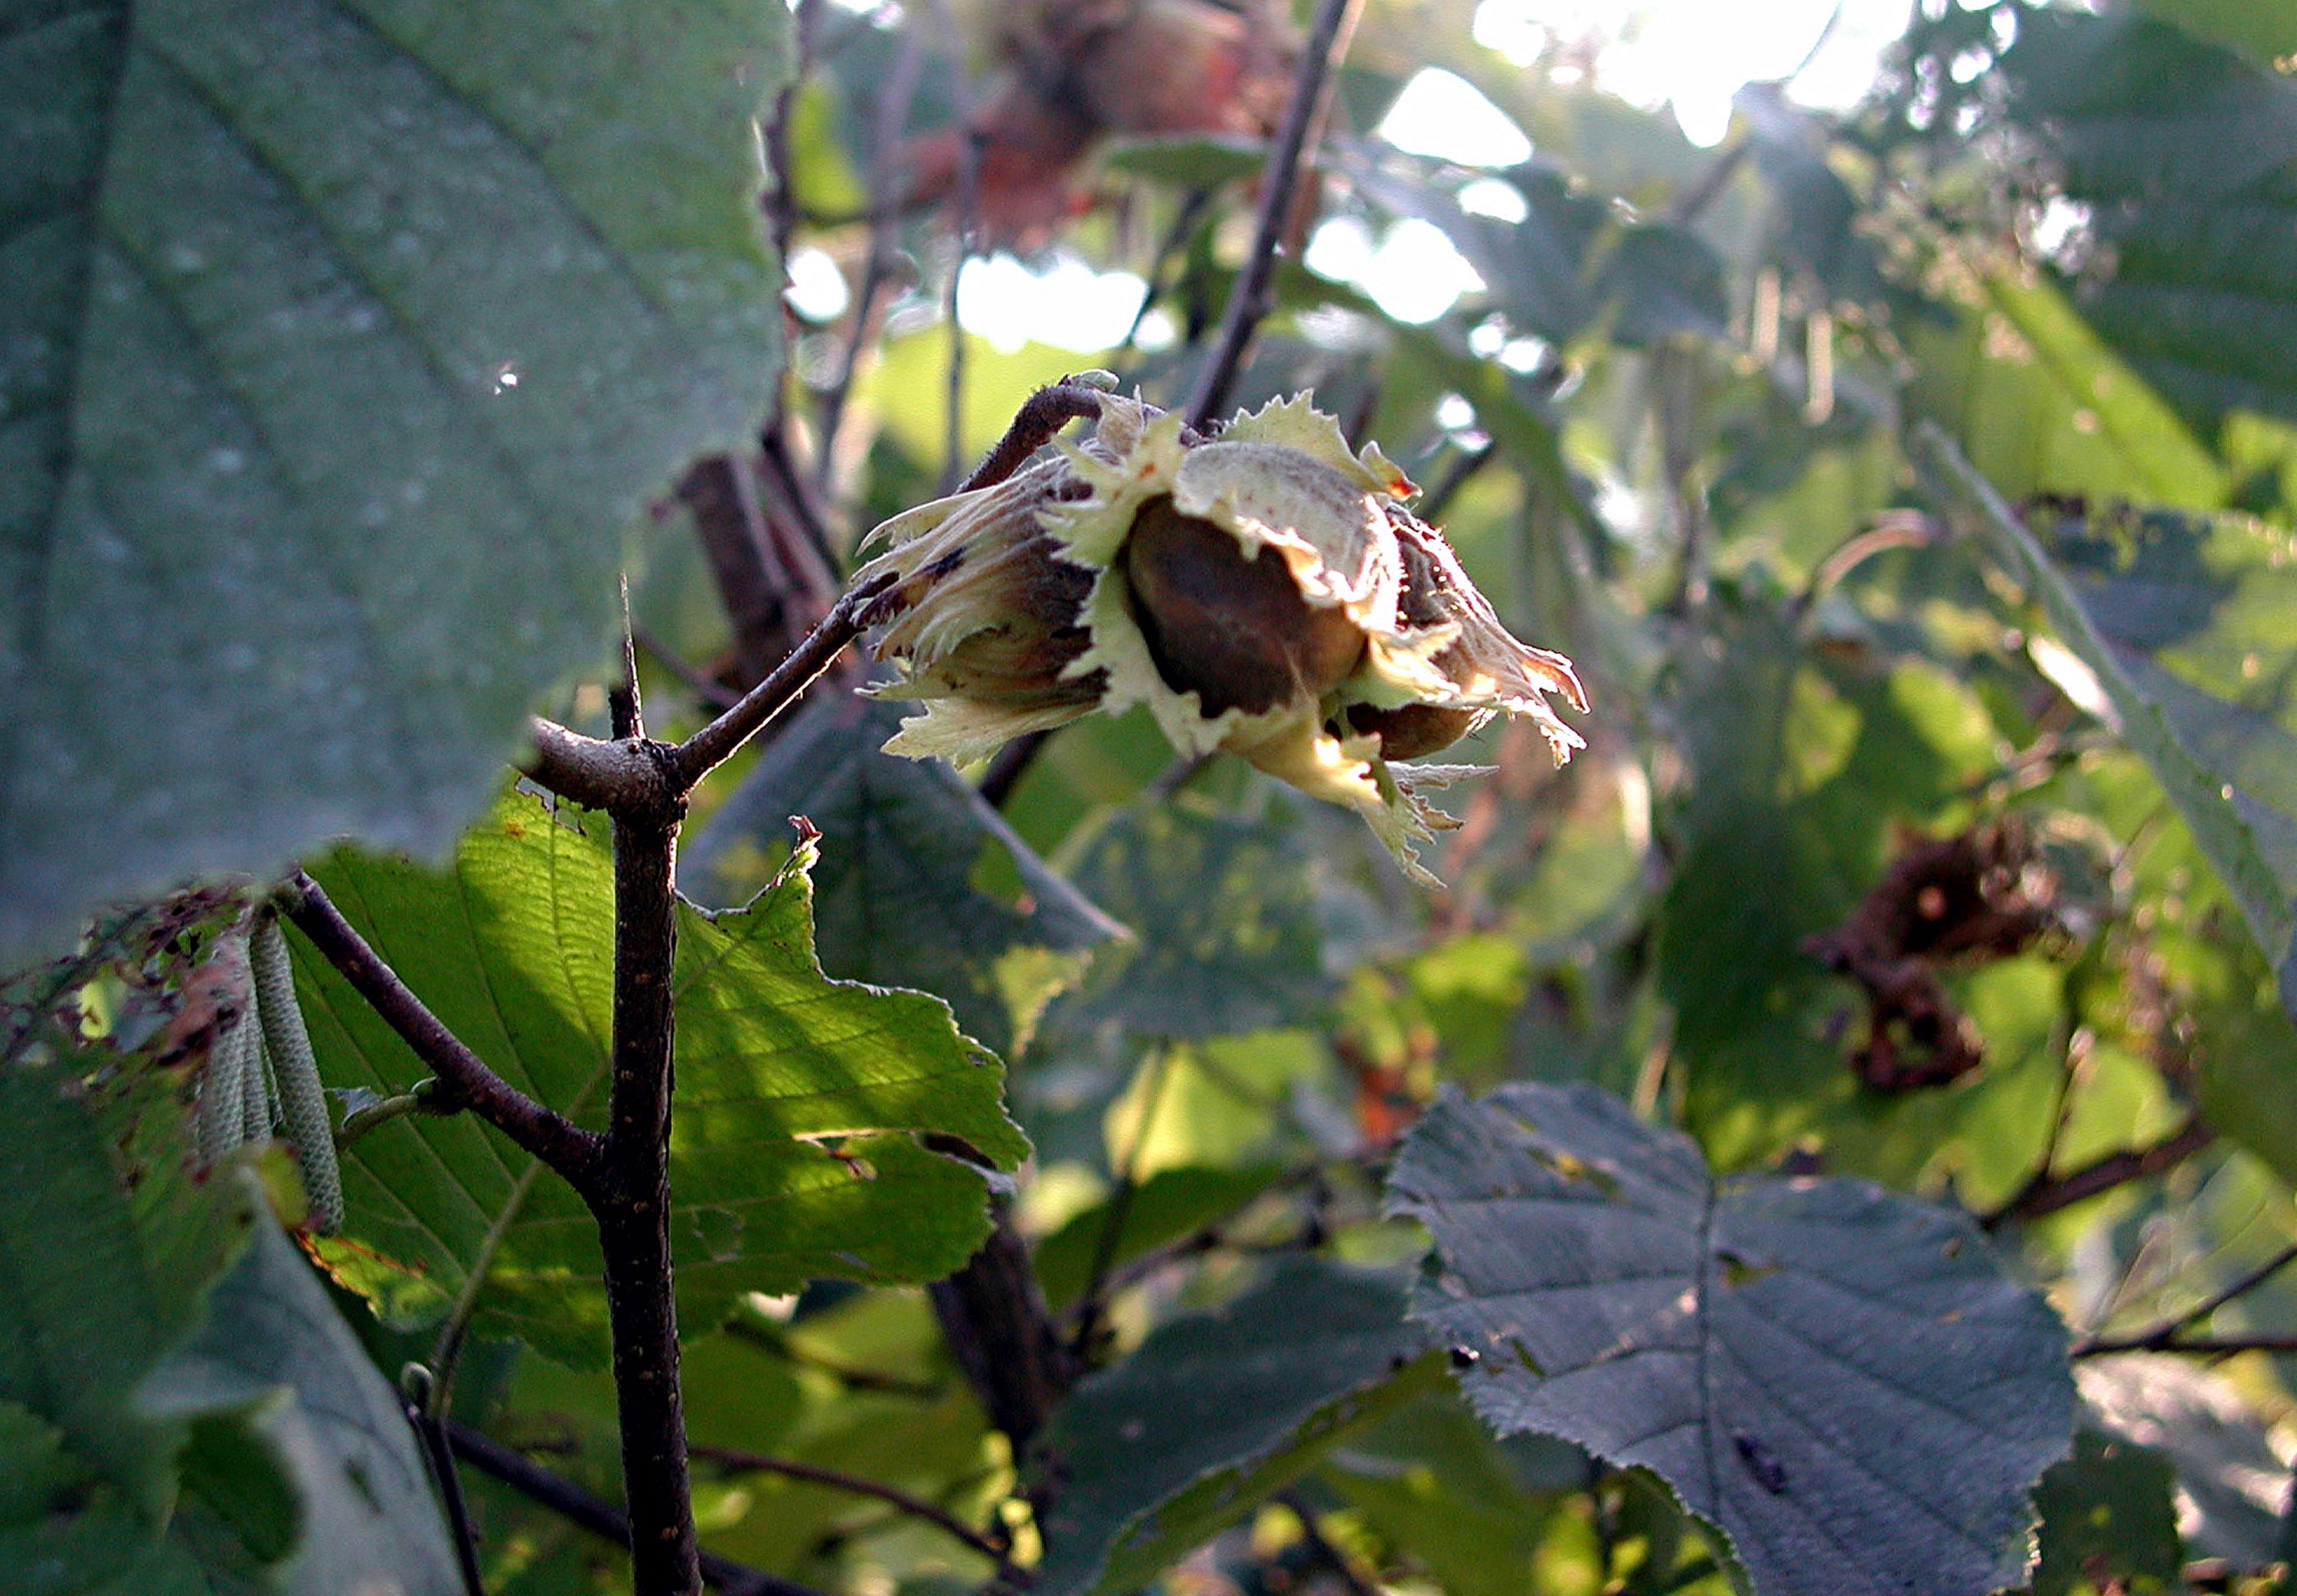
[[250, 915, 342, 1233], [242, 1027, 276, 1145], [197, 1000, 256, 1165]]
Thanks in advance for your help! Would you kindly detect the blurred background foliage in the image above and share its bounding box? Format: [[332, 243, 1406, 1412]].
[[602, 0, 2297, 1590], [20, 0, 2297, 1591]]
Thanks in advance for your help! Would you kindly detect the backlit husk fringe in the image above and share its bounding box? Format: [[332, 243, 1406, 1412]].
[[853, 391, 1589, 884]]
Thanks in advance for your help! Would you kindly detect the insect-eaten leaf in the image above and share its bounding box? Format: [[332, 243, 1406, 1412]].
[[686, 690, 1122, 1059], [292, 791, 1029, 1366], [1386, 1082, 2075, 1596]]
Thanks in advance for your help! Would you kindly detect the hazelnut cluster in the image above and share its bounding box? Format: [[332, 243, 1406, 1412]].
[[854, 392, 1586, 883]]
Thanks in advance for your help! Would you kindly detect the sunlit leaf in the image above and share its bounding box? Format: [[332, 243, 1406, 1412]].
[[687, 692, 1121, 1058], [295, 791, 1028, 1366]]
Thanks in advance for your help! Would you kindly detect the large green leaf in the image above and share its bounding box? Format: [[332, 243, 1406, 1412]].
[[686, 692, 1122, 1058], [1387, 1082, 2075, 1596], [1925, 434, 2297, 1021], [0, 1056, 446, 1591], [1044, 796, 1336, 1043], [0, 0, 790, 963], [142, 1184, 462, 1596], [1994, 11, 2297, 433], [1032, 1257, 1441, 1596], [296, 790, 1028, 1366]]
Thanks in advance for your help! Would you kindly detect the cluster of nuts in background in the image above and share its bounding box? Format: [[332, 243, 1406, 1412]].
[[855, 389, 1588, 883]]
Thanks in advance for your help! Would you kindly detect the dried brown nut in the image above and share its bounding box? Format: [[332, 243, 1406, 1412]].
[[1124, 496, 1364, 716]]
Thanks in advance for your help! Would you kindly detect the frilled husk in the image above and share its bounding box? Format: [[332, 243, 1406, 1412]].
[[852, 455, 1108, 763], [856, 390, 1589, 884]]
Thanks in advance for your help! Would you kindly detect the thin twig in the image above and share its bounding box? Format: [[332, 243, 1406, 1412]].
[[1185, 0, 1364, 430], [610, 574, 644, 740], [279, 873, 604, 1192], [443, 1421, 825, 1596], [815, 25, 928, 494], [2076, 1242, 2297, 1356], [1982, 1118, 2214, 1230], [977, 730, 1050, 808], [2075, 1334, 2297, 1360], [403, 1392, 486, 1596], [335, 1088, 439, 1147], [925, 0, 980, 497], [1070, 1047, 1176, 1358], [1121, 188, 1214, 354], [665, 572, 897, 791], [1791, 512, 1943, 618], [764, 0, 825, 269], [1416, 441, 1496, 523], [692, 1445, 1011, 1566], [1664, 138, 1750, 227], [959, 377, 1119, 494], [429, 1157, 553, 1415], [1277, 1490, 1383, 1596], [633, 621, 741, 712]]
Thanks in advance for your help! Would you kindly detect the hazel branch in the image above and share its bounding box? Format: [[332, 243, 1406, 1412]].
[[443, 1420, 826, 1596], [2074, 1242, 2297, 1357], [691, 1445, 1011, 1567], [958, 376, 1119, 494], [278, 873, 604, 1194], [1184, 0, 1365, 430], [664, 573, 900, 792], [1981, 1117, 2213, 1230]]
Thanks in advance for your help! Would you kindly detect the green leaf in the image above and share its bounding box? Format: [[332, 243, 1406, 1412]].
[[2029, 1430, 2183, 1596], [1923, 433, 2297, 1022], [0, 1057, 197, 1513], [141, 1186, 462, 1596], [1319, 1390, 1586, 1596], [1033, 1164, 1286, 1310], [296, 791, 1028, 1366], [1981, 274, 2226, 508], [0, 1056, 370, 1591], [1387, 1082, 2075, 1596], [1033, 1257, 1442, 1596], [1045, 797, 1335, 1042], [2134, 0, 2297, 66], [0, 0, 792, 963], [1995, 11, 2297, 432], [687, 692, 1122, 1058]]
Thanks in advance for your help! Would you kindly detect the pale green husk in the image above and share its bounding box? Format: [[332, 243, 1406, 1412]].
[[858, 391, 1589, 884]]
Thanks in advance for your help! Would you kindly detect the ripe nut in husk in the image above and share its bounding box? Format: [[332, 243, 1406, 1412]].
[[1123, 496, 1364, 716], [858, 390, 1589, 886]]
